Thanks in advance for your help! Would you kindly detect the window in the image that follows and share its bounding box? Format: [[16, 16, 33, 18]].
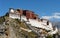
[[47, 21, 49, 25], [33, 17, 36, 19], [23, 10, 26, 16]]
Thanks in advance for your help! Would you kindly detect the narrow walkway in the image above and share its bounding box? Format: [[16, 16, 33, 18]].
[[20, 27, 32, 32]]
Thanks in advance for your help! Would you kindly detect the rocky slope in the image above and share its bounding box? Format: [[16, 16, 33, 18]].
[[0, 13, 37, 38]]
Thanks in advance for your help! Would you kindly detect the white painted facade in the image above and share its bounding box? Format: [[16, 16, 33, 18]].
[[48, 27, 58, 35], [9, 13, 20, 19], [9, 9, 58, 35]]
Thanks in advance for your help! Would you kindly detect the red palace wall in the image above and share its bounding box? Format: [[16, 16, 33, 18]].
[[17, 9, 38, 19]]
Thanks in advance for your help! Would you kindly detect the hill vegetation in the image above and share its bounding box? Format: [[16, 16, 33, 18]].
[[0, 13, 37, 38]]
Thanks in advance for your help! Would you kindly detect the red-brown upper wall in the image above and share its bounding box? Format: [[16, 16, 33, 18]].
[[16, 9, 38, 19]]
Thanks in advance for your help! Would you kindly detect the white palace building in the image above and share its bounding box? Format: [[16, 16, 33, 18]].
[[9, 8, 58, 36]]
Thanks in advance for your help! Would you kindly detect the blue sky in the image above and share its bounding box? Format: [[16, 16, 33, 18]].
[[0, 0, 60, 21]]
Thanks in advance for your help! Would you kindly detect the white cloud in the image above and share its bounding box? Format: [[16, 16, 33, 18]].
[[41, 16, 52, 19], [54, 13, 60, 16], [41, 13, 60, 20], [53, 15, 60, 18]]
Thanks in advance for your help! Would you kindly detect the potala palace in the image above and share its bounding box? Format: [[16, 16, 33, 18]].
[[9, 8, 58, 36]]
